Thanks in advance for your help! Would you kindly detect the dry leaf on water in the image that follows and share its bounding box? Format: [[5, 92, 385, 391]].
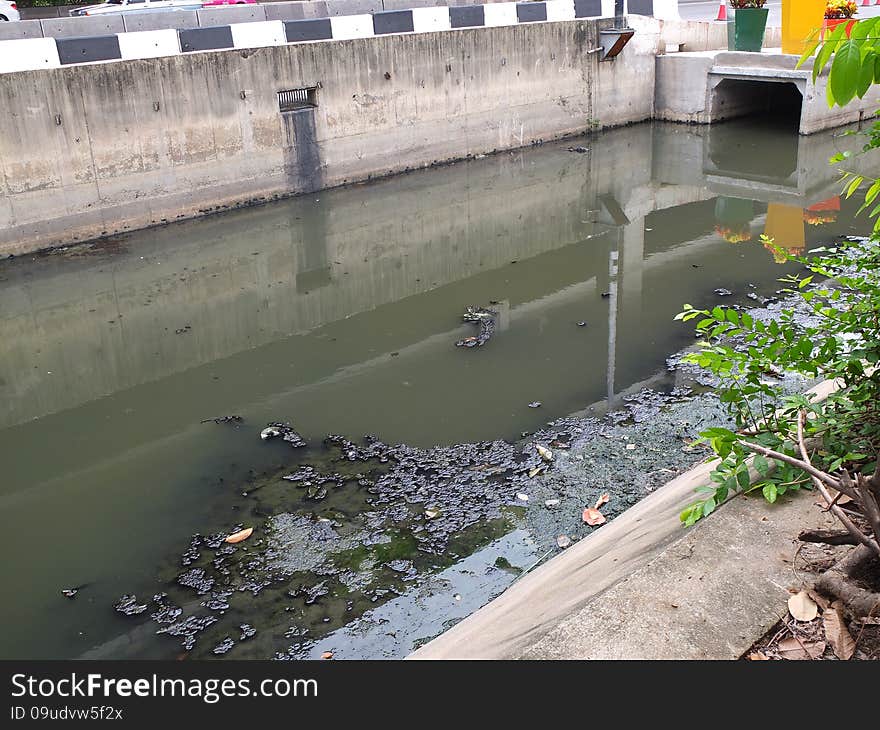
[[594, 493, 610, 510], [582, 507, 606, 526], [787, 590, 818, 622], [776, 637, 826, 660], [225, 527, 253, 544], [824, 602, 856, 660]]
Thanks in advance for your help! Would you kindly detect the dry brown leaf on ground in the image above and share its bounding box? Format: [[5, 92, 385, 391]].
[[582, 507, 606, 526], [747, 651, 770, 660], [788, 590, 819, 622], [824, 602, 856, 660], [594, 493, 610, 509], [225, 527, 253, 544], [776, 637, 826, 660], [320, 651, 333, 660], [807, 589, 831, 611], [826, 488, 853, 506]]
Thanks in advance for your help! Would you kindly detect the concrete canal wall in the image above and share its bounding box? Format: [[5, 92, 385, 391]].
[[0, 14, 667, 255]]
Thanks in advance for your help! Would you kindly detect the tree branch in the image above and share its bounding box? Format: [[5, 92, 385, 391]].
[[796, 411, 880, 559]]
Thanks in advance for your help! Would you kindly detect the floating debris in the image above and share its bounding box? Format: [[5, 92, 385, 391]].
[[224, 527, 253, 544], [714, 288, 733, 297], [260, 422, 306, 448], [455, 306, 497, 348], [201, 415, 243, 425], [528, 401, 542, 409], [212, 637, 236, 655], [577, 321, 587, 327], [567, 146, 589, 154], [61, 589, 78, 599], [114, 594, 148, 616]]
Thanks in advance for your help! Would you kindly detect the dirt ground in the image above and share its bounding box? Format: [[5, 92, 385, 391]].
[[744, 540, 880, 661]]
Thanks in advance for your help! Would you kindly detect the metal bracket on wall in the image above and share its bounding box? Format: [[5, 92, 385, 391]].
[[599, 28, 635, 62]]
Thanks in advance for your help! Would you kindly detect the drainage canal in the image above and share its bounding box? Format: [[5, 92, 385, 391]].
[[0, 118, 874, 660]]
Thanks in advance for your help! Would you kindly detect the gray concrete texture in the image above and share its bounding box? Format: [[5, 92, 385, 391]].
[[654, 48, 880, 134], [121, 9, 200, 31], [39, 14, 125, 38], [0, 15, 661, 255]]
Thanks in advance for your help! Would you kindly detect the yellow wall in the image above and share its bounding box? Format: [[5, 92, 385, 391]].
[[782, 0, 827, 55]]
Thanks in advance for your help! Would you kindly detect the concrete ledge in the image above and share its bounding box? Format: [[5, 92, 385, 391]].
[[117, 28, 181, 60], [231, 19, 287, 48], [0, 19, 44, 41], [197, 5, 269, 26], [0, 37, 60, 73], [121, 10, 201, 32], [518, 488, 836, 659], [41, 15, 125, 39]]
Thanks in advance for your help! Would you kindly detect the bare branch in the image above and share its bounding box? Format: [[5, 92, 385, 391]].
[[795, 411, 880, 559]]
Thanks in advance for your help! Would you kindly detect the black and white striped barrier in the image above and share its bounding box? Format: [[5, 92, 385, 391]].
[[0, 0, 677, 73]]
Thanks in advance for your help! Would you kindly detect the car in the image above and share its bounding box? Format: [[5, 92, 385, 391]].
[[202, 0, 255, 5], [0, 1, 20, 21], [70, 0, 204, 17]]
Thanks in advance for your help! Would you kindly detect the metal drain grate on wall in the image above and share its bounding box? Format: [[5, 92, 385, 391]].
[[278, 87, 318, 113]]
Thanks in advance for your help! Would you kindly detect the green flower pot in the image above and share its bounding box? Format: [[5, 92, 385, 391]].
[[727, 7, 769, 52]]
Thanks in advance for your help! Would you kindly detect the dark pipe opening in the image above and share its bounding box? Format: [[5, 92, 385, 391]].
[[711, 79, 803, 130]]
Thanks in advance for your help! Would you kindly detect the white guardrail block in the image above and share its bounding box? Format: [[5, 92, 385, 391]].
[[231, 20, 287, 49], [411, 6, 452, 33], [482, 2, 518, 27], [651, 0, 680, 20], [545, 0, 576, 22], [0, 37, 61, 73], [329, 14, 375, 40], [117, 29, 181, 61]]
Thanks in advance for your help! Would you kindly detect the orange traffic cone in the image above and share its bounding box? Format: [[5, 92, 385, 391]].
[[716, 2, 728, 20]]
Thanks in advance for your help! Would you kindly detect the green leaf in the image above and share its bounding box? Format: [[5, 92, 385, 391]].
[[736, 469, 751, 490], [851, 17, 877, 44], [762, 483, 778, 504], [815, 21, 850, 84], [858, 50, 876, 98], [830, 40, 864, 107], [845, 174, 864, 199], [701, 497, 716, 517], [754, 454, 770, 475], [796, 27, 820, 68]]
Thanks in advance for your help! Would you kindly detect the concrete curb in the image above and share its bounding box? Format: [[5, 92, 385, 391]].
[[410, 379, 839, 659]]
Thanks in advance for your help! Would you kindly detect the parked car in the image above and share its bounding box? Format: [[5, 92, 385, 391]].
[[202, 0, 255, 5], [70, 0, 204, 16], [0, 1, 20, 21]]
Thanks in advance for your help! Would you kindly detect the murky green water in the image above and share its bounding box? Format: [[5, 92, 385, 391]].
[[1, 118, 875, 659]]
